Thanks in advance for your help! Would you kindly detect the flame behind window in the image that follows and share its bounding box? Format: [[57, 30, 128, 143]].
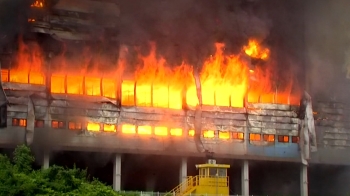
[[3, 40, 300, 108], [31, 0, 44, 8], [170, 128, 183, 136], [219, 131, 230, 140], [87, 122, 100, 132], [122, 124, 136, 134], [138, 125, 152, 135], [154, 126, 168, 136], [104, 124, 116, 132]]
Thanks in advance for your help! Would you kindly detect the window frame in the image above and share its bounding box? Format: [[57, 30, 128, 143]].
[[51, 120, 65, 129], [35, 120, 44, 128], [277, 135, 290, 143]]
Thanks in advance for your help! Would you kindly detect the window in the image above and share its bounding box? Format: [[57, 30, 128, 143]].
[[292, 136, 299, 143], [137, 125, 152, 135], [203, 130, 215, 138], [152, 84, 169, 108], [35, 120, 44, 128], [29, 72, 45, 85], [121, 81, 135, 106], [10, 70, 28, 83], [170, 128, 182, 136], [12, 119, 18, 126], [85, 77, 101, 96], [102, 78, 116, 98], [51, 75, 66, 94], [209, 168, 217, 176], [188, 130, 195, 137], [0, 105, 7, 128], [68, 122, 82, 130], [199, 168, 204, 176], [135, 84, 151, 107], [278, 135, 289, 143], [104, 124, 116, 132], [121, 124, 136, 134], [87, 122, 100, 132], [249, 133, 261, 141], [12, 118, 27, 127], [218, 168, 226, 177], [1, 69, 9, 82], [232, 132, 244, 140], [263, 134, 275, 142], [52, 120, 65, 129], [66, 76, 83, 95], [154, 126, 168, 136], [219, 131, 230, 140]]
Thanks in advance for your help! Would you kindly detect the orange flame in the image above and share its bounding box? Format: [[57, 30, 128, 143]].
[[87, 122, 100, 132], [219, 131, 230, 140], [170, 128, 183, 136], [104, 124, 116, 132], [31, 0, 44, 8], [3, 39, 300, 109], [8, 40, 45, 85], [137, 125, 152, 135], [134, 43, 190, 109], [122, 124, 136, 134], [203, 130, 215, 138], [244, 39, 270, 60], [187, 43, 248, 107], [154, 126, 168, 136]]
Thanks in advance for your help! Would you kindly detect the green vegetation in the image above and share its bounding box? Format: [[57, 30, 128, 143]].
[[0, 145, 118, 196]]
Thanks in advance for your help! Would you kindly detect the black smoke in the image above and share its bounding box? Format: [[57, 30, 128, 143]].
[[116, 0, 271, 66], [0, 0, 30, 52]]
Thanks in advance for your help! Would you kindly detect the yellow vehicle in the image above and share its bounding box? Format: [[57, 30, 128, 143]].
[[168, 159, 230, 196]]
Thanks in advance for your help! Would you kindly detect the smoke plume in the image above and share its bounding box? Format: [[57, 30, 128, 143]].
[[117, 0, 271, 65], [304, 0, 350, 101], [0, 0, 30, 51]]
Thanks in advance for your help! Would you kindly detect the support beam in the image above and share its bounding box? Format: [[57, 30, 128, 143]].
[[113, 154, 122, 191], [241, 160, 249, 196], [300, 164, 308, 196], [179, 157, 187, 184], [42, 151, 49, 169]]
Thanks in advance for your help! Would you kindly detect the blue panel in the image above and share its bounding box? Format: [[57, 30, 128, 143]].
[[263, 145, 276, 157], [247, 144, 264, 156], [247, 140, 299, 159], [275, 142, 299, 158]]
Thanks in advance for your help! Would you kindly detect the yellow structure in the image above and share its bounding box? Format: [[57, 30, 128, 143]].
[[168, 159, 230, 196]]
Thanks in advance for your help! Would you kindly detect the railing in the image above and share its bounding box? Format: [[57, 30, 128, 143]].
[[168, 176, 196, 196], [197, 175, 229, 187], [117, 191, 268, 196], [167, 175, 229, 196]]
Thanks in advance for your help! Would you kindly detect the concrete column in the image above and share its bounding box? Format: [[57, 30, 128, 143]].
[[42, 151, 50, 169], [179, 158, 187, 184], [113, 154, 122, 191], [300, 164, 308, 196], [241, 160, 249, 196]]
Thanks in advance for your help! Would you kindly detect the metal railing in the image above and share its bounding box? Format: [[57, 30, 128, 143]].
[[117, 192, 267, 196], [167, 176, 196, 196], [167, 175, 229, 196]]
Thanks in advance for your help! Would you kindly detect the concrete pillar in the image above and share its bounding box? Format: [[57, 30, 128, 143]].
[[241, 160, 249, 196], [179, 157, 187, 184], [42, 151, 50, 169], [300, 164, 308, 196], [113, 154, 122, 191]]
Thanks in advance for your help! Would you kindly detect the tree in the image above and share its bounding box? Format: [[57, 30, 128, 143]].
[[0, 145, 119, 196]]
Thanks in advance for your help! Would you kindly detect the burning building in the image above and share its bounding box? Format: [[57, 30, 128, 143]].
[[1, 0, 350, 195]]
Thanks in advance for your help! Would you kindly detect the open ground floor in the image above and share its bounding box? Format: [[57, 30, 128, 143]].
[[1, 148, 349, 196]]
